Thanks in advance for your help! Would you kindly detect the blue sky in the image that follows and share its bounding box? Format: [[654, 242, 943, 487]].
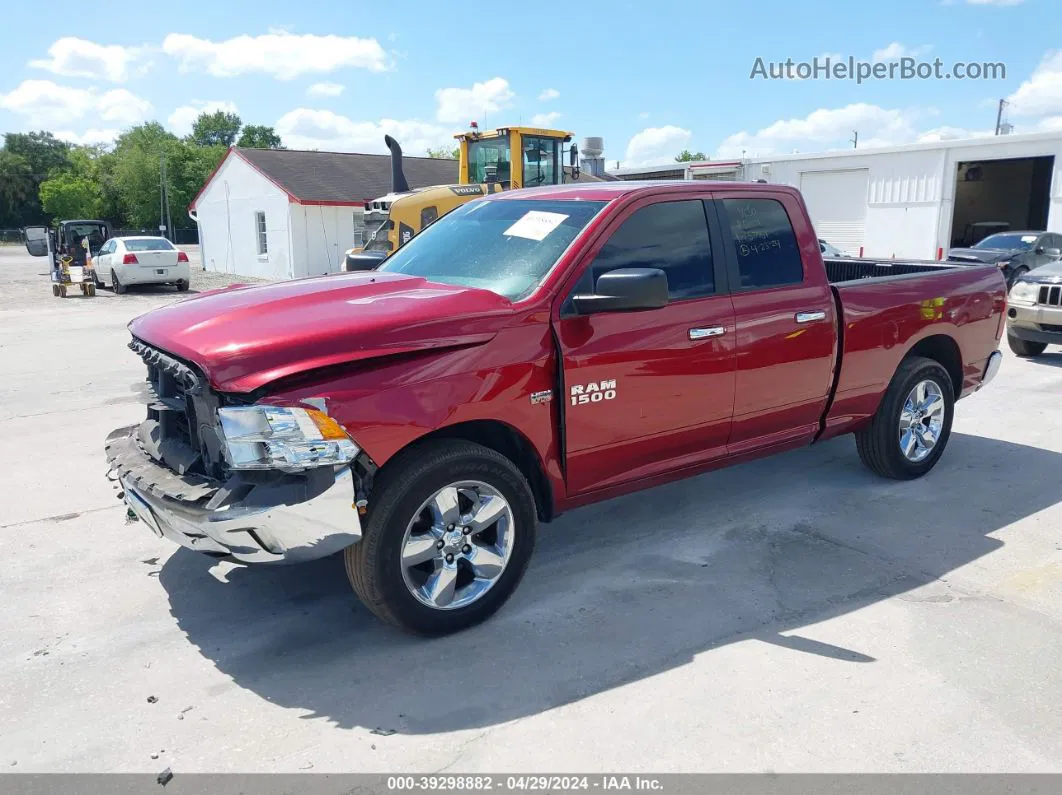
[[1, 0, 1059, 167]]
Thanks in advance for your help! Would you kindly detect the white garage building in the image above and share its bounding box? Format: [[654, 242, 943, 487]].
[[189, 147, 458, 280], [611, 131, 1062, 260]]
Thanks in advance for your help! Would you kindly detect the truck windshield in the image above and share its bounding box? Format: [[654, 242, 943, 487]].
[[376, 198, 606, 300]]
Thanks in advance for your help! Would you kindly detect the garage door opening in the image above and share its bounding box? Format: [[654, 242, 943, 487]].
[[950, 155, 1054, 247]]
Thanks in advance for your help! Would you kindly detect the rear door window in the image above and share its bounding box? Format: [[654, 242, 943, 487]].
[[580, 199, 715, 300], [720, 198, 804, 289]]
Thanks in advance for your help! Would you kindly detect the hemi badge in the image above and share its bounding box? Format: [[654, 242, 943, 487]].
[[529, 390, 553, 405]]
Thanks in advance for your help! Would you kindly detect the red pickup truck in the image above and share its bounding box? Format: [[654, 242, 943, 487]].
[[106, 181, 1006, 636]]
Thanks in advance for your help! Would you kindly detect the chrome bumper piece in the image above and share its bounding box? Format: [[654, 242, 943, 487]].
[[979, 350, 1003, 389], [106, 426, 362, 564]]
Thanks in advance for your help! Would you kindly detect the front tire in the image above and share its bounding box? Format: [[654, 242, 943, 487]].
[[345, 440, 537, 636], [1007, 266, 1029, 288], [856, 356, 955, 480], [1007, 332, 1046, 357]]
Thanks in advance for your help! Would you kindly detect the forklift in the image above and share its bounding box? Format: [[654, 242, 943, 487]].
[[24, 219, 112, 297], [344, 123, 580, 271]]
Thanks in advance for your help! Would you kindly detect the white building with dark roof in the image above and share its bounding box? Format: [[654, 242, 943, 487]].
[[189, 146, 459, 280]]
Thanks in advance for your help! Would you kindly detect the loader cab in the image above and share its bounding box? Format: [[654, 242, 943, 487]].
[[456, 124, 578, 189]]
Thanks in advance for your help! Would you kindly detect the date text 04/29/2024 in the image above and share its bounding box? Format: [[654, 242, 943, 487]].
[[386, 775, 664, 791]]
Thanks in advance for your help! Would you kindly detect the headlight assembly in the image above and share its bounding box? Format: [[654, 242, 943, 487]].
[[1008, 280, 1039, 306], [218, 406, 359, 471]]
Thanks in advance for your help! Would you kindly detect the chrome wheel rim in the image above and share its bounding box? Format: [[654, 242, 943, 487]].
[[399, 481, 515, 611], [899, 379, 945, 462]]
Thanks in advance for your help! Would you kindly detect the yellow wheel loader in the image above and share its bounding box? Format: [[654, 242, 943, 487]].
[[344, 123, 580, 271]]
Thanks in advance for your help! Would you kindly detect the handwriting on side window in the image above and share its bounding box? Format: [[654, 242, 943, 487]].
[[739, 238, 781, 258]]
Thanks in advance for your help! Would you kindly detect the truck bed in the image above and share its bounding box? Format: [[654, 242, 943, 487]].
[[824, 256, 965, 284]]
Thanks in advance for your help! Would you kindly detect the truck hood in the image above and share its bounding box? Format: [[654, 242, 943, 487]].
[[946, 247, 1018, 264], [128, 271, 512, 393]]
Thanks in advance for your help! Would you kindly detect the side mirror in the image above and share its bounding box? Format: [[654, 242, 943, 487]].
[[569, 143, 580, 181], [571, 268, 668, 314], [24, 226, 49, 257], [1046, 247, 1062, 259]]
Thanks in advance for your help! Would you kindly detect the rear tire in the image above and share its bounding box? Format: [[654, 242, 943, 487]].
[[176, 279, 188, 292], [1007, 332, 1046, 357], [345, 440, 537, 636], [111, 270, 126, 294], [856, 356, 954, 481]]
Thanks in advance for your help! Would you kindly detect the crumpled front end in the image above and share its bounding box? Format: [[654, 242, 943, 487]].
[[105, 338, 364, 564]]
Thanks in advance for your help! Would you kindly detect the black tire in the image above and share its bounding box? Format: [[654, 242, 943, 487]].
[[1007, 267, 1029, 288], [345, 440, 537, 636], [111, 270, 126, 294], [176, 280, 189, 292], [855, 356, 955, 481], [1007, 332, 1046, 357]]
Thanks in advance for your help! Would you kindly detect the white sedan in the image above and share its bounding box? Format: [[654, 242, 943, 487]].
[[93, 236, 191, 294]]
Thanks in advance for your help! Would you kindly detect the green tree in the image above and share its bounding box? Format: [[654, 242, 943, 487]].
[[426, 145, 460, 159], [237, 125, 283, 149], [675, 149, 707, 162], [39, 173, 103, 219], [1, 131, 71, 225], [110, 123, 182, 227], [189, 111, 243, 148], [0, 151, 34, 227]]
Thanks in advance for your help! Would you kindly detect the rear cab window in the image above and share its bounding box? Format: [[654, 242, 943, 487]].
[[573, 199, 716, 300], [719, 198, 804, 289], [125, 238, 176, 252]]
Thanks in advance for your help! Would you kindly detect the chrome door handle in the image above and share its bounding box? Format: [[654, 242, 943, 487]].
[[795, 311, 827, 323], [689, 326, 726, 340]]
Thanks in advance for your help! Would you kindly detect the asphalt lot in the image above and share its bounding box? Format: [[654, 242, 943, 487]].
[[2, 243, 1062, 774]]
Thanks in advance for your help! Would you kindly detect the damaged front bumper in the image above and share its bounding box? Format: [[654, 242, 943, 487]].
[[105, 426, 362, 564]]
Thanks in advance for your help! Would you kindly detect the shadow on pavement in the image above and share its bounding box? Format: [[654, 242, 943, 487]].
[[1025, 351, 1062, 369], [159, 432, 1061, 733]]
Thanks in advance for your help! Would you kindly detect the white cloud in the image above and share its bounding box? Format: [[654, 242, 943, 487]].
[[97, 89, 153, 125], [1035, 116, 1062, 132], [162, 32, 390, 79], [639, 111, 650, 119], [275, 108, 453, 155], [308, 81, 345, 97], [168, 100, 240, 136], [29, 37, 147, 82], [624, 125, 692, 167], [872, 42, 932, 62], [1007, 51, 1062, 118], [54, 128, 122, 146], [0, 79, 151, 129], [538, 88, 559, 101], [715, 103, 925, 157], [714, 103, 1001, 158], [531, 111, 562, 126], [434, 77, 514, 124]]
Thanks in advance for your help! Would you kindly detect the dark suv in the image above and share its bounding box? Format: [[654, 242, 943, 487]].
[[947, 230, 1062, 287]]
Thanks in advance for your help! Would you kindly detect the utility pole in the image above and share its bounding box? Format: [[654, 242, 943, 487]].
[[850, 130, 858, 149], [159, 154, 166, 238], [159, 155, 173, 242], [995, 98, 1009, 135]]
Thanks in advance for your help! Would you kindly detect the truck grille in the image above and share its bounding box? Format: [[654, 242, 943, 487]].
[[129, 338, 228, 480], [1038, 285, 1062, 307]]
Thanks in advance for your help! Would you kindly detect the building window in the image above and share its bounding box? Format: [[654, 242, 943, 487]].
[[352, 208, 365, 247], [255, 211, 268, 256]]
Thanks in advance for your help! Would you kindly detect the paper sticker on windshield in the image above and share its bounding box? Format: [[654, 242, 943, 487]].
[[1022, 235, 1037, 243], [503, 211, 568, 241]]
